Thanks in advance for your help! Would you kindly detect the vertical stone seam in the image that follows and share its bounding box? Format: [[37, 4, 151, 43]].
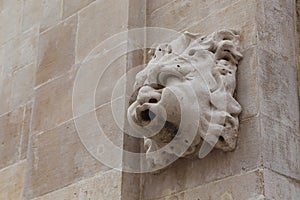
[[253, 1, 265, 186], [294, 0, 300, 132]]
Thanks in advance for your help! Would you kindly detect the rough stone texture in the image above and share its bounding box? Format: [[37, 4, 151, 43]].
[[0, 71, 12, 115], [76, 0, 129, 63], [0, 0, 22, 45], [257, 0, 296, 64], [40, 0, 63, 32], [152, 170, 264, 200], [261, 115, 300, 180], [23, 120, 110, 199], [32, 70, 75, 134], [0, 104, 32, 170], [147, 0, 241, 31], [264, 169, 300, 200], [0, 161, 26, 200], [258, 49, 299, 132], [96, 101, 124, 148], [22, 0, 43, 31], [10, 63, 36, 109], [33, 170, 122, 200], [0, 26, 39, 75], [186, 0, 257, 50], [36, 15, 77, 85], [95, 55, 127, 107], [63, 0, 95, 19]]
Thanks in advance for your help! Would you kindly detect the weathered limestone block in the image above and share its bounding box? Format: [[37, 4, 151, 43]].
[[22, 0, 43, 31], [127, 30, 243, 170], [76, 0, 129, 63], [186, 0, 257, 50], [0, 161, 26, 200], [0, 26, 39, 75], [63, 0, 95, 19], [153, 170, 264, 200], [32, 70, 75, 133], [37, 15, 77, 85], [10, 63, 36, 109], [264, 169, 300, 200], [0, 0, 22, 45], [24, 120, 110, 199], [33, 170, 122, 200], [40, 0, 63, 32], [257, 0, 296, 64], [0, 104, 32, 170]]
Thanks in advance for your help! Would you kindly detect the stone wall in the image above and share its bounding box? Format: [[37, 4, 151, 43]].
[[0, 0, 299, 200], [0, 0, 131, 199]]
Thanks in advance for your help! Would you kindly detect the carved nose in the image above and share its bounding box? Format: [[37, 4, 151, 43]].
[[137, 86, 161, 105]]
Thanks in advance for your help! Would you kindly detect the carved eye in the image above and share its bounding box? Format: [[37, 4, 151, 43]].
[[188, 49, 196, 56]]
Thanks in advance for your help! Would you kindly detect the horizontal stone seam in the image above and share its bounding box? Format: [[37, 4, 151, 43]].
[[62, 0, 96, 20], [145, 168, 263, 200], [30, 96, 123, 137], [0, 100, 33, 119], [29, 169, 118, 200], [178, 0, 252, 33], [259, 113, 300, 139], [147, 0, 177, 17], [0, 159, 26, 173], [263, 167, 300, 184], [39, 9, 76, 35]]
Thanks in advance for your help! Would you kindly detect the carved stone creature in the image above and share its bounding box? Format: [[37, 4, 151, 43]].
[[127, 30, 242, 169]]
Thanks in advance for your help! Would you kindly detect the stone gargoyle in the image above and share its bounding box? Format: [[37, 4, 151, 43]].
[[127, 29, 242, 169]]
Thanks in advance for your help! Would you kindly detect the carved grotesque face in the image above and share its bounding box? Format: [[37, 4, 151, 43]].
[[127, 30, 242, 168]]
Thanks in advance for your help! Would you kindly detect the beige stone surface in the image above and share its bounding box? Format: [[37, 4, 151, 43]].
[[0, 26, 39, 74], [22, 0, 43, 31], [0, 0, 22, 45], [128, 0, 146, 28], [257, 0, 296, 64], [63, 0, 95, 18], [32, 69, 75, 133], [186, 0, 257, 50], [147, 0, 242, 32], [96, 101, 124, 148], [37, 15, 77, 85], [33, 170, 122, 200], [0, 104, 32, 170], [95, 55, 126, 107], [23, 120, 110, 199], [258, 50, 299, 132], [40, 0, 63, 32], [146, 0, 174, 15], [264, 169, 300, 200], [72, 54, 126, 116], [76, 0, 129, 63], [261, 114, 300, 181], [153, 170, 263, 200], [0, 161, 26, 200], [0, 72, 12, 115], [10, 63, 36, 109]]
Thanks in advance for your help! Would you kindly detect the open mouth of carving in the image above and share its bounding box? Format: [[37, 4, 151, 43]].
[[140, 109, 156, 122]]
